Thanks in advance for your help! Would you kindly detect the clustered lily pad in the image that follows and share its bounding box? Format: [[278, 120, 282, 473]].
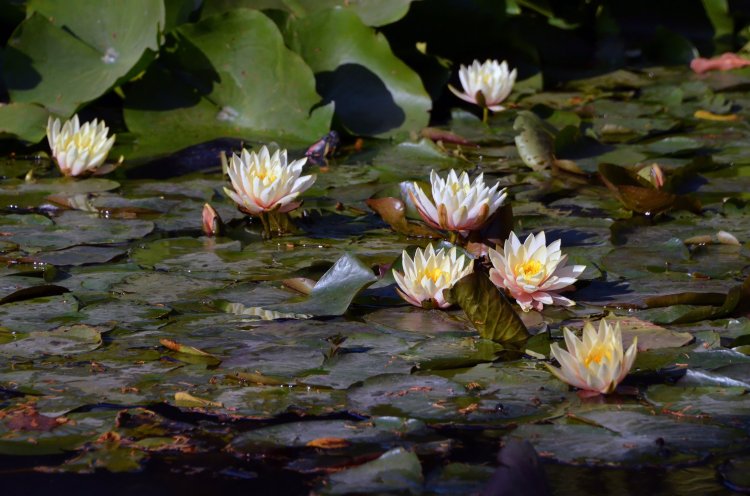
[[1, 1, 750, 494]]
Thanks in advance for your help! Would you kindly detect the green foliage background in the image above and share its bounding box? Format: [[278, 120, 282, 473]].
[[0, 0, 749, 160]]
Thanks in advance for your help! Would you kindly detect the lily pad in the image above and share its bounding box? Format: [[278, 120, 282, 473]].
[[286, 7, 431, 137], [5, 1, 164, 116]]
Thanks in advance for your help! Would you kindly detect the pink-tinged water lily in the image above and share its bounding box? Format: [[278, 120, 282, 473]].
[[448, 59, 517, 113], [410, 169, 508, 234], [223, 146, 315, 215], [393, 244, 473, 309], [47, 115, 121, 177], [488, 231, 585, 312], [546, 319, 637, 395]]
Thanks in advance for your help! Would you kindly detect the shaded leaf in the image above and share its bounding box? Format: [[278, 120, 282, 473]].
[[0, 102, 50, 142], [286, 7, 431, 137], [123, 9, 333, 159], [446, 272, 529, 349]]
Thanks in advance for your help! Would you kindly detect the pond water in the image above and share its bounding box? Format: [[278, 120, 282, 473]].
[[1, 66, 750, 495]]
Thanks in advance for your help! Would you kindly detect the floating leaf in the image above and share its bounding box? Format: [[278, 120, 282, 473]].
[[514, 111, 556, 171], [174, 391, 223, 408], [598, 163, 701, 215], [0, 324, 104, 357], [321, 447, 423, 495], [266, 253, 377, 316], [159, 338, 218, 358], [217, 301, 312, 320]]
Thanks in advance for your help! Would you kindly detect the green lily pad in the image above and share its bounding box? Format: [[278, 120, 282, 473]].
[[5, 1, 163, 116], [286, 7, 430, 137], [123, 8, 333, 159], [0, 324, 104, 357]]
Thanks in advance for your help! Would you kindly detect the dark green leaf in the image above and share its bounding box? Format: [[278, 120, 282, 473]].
[[446, 272, 529, 349]]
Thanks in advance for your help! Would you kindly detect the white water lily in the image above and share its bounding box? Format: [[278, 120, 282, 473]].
[[46, 114, 120, 177], [223, 145, 315, 215], [546, 319, 638, 395], [489, 231, 585, 312], [393, 244, 473, 309], [449, 59, 517, 113], [410, 169, 508, 233]]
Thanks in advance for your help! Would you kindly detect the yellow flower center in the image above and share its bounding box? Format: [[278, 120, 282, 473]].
[[255, 168, 278, 183], [449, 182, 471, 195], [423, 266, 447, 284], [516, 259, 542, 277], [75, 136, 90, 148], [583, 344, 613, 369]]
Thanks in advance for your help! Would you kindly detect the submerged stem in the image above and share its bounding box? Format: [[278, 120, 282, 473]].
[[257, 212, 271, 239]]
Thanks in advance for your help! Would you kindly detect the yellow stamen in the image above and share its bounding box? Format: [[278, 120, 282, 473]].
[[255, 168, 278, 183], [516, 259, 542, 277], [423, 266, 447, 283], [583, 344, 613, 369], [449, 182, 471, 195]]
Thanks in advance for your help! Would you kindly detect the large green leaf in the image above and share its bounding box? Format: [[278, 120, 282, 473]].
[[122, 9, 332, 160], [0, 102, 50, 143], [446, 272, 530, 349], [285, 0, 419, 26], [4, 1, 164, 116], [202, 0, 418, 26], [286, 7, 431, 137]]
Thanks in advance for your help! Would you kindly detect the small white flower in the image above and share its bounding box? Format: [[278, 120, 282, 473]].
[[449, 59, 517, 112], [410, 169, 507, 233], [489, 231, 585, 312], [393, 244, 473, 309], [223, 145, 315, 215], [546, 319, 638, 395], [46, 114, 119, 177]]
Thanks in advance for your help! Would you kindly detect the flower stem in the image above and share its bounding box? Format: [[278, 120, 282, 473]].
[[258, 212, 271, 239], [482, 107, 489, 124]]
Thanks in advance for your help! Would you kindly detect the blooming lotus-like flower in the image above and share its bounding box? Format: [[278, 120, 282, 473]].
[[47, 114, 120, 177], [489, 231, 585, 312], [546, 319, 637, 395], [393, 244, 473, 309], [223, 146, 315, 215], [449, 59, 517, 112], [410, 169, 508, 233]]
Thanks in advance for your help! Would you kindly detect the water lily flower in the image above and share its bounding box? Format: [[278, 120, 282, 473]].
[[488, 231, 585, 312], [546, 319, 638, 395], [410, 169, 508, 235], [46, 114, 121, 177], [449, 59, 517, 120], [393, 244, 473, 309], [223, 146, 315, 215]]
